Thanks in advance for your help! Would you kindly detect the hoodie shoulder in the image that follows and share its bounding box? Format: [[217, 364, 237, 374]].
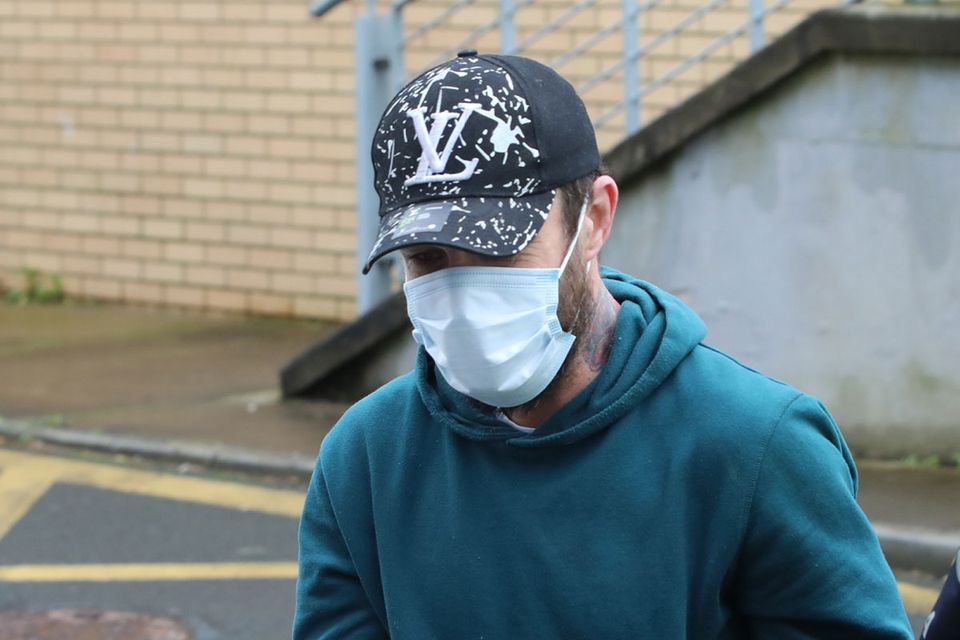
[[319, 371, 420, 474]]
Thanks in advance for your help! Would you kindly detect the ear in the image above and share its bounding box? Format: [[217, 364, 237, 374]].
[[581, 175, 618, 263]]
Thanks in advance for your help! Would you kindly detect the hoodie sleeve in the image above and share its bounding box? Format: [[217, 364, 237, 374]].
[[292, 460, 388, 640], [734, 394, 913, 639]]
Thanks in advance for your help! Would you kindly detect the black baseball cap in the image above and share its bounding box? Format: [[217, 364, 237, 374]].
[[362, 51, 600, 274]]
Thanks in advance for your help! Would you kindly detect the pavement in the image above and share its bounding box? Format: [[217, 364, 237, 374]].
[[2, 301, 960, 585]]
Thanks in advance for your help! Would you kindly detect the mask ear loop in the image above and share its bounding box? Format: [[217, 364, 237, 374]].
[[558, 192, 590, 277]]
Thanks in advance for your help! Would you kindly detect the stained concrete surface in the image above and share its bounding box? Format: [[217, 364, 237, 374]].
[[0, 303, 348, 456]]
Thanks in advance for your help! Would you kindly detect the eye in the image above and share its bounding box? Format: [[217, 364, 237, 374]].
[[404, 248, 445, 266]]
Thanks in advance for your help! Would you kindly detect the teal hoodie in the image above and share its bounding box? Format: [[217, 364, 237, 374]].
[[294, 269, 912, 639]]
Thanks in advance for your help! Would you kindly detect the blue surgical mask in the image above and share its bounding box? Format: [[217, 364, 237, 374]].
[[403, 197, 588, 408]]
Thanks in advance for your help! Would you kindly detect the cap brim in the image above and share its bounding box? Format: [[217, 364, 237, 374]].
[[362, 190, 556, 274]]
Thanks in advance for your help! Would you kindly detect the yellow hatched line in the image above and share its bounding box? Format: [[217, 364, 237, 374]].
[[0, 465, 57, 542], [0, 562, 298, 582], [898, 581, 939, 614], [0, 449, 305, 518]]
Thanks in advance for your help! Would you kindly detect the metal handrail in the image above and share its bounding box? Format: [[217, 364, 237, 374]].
[[406, 0, 476, 44], [516, 0, 597, 52]]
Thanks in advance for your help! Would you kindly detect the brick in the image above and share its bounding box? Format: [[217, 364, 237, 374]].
[[222, 5, 264, 21], [206, 246, 247, 266], [314, 230, 355, 252], [122, 281, 162, 303], [143, 261, 183, 283], [246, 157, 291, 180], [249, 292, 292, 315], [100, 173, 141, 193], [20, 210, 59, 230], [141, 175, 183, 195], [267, 182, 313, 205], [120, 109, 161, 128], [161, 110, 203, 131], [183, 178, 224, 199], [246, 203, 289, 224], [223, 180, 267, 201], [21, 250, 62, 273], [161, 154, 204, 175], [228, 223, 269, 245], [198, 24, 243, 43], [267, 92, 311, 114], [244, 70, 290, 91], [122, 239, 162, 259], [81, 236, 121, 255], [270, 227, 313, 249], [79, 277, 120, 299], [291, 161, 336, 183], [165, 242, 205, 263], [270, 271, 312, 294], [118, 23, 158, 42], [293, 252, 335, 273], [267, 48, 310, 68], [293, 295, 337, 319], [143, 219, 183, 239], [186, 265, 226, 286], [2, 188, 40, 207], [61, 213, 100, 233], [290, 71, 333, 92], [165, 285, 205, 307], [204, 157, 246, 177], [264, 4, 309, 23], [227, 268, 269, 289], [243, 25, 287, 44], [62, 255, 100, 275], [204, 201, 246, 221], [267, 137, 312, 159], [103, 258, 141, 278], [207, 289, 246, 311], [160, 197, 205, 218], [40, 190, 80, 210], [97, 1, 136, 19], [249, 248, 292, 270], [138, 45, 178, 64], [182, 134, 223, 154], [222, 91, 266, 112], [180, 90, 221, 110], [202, 113, 245, 133], [185, 221, 225, 242], [159, 24, 200, 43], [99, 215, 140, 236], [160, 67, 203, 87], [179, 47, 221, 66]]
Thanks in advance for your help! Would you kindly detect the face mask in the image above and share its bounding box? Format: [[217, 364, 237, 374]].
[[403, 197, 589, 408]]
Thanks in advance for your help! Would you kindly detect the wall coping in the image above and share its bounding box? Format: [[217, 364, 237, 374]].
[[605, 3, 960, 187]]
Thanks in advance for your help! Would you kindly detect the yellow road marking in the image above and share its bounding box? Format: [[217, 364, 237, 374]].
[[0, 562, 298, 582], [0, 465, 56, 542], [899, 581, 940, 614], [0, 449, 305, 520]]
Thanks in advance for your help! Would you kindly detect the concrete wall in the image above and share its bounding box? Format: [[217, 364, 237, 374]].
[[604, 53, 960, 457]]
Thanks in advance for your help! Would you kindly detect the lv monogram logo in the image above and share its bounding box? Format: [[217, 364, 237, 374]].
[[405, 103, 481, 186]]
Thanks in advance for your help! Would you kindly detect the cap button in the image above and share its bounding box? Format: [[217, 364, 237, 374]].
[[457, 49, 478, 58]]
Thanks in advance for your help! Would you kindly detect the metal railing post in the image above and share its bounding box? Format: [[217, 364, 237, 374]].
[[749, 0, 765, 51], [623, 0, 640, 134], [501, 0, 516, 54], [354, 5, 405, 313]]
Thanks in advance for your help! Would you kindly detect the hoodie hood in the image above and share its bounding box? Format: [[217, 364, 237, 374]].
[[415, 267, 707, 448]]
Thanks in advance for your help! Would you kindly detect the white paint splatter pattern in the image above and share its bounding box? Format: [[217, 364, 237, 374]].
[[366, 56, 555, 271]]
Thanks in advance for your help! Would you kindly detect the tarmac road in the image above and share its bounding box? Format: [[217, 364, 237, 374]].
[[0, 443, 306, 640], [0, 442, 946, 639]]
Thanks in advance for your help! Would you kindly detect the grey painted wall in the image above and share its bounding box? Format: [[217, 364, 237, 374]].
[[604, 54, 960, 457]]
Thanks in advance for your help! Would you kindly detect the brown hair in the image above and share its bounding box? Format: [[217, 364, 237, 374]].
[[557, 163, 608, 239]]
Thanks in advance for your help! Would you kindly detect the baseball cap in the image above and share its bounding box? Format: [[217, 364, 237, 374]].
[[362, 51, 600, 274]]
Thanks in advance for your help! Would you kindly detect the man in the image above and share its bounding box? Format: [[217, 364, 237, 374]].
[[294, 51, 913, 639]]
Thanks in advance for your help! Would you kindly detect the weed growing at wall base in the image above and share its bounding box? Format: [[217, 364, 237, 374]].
[[3, 267, 65, 305]]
